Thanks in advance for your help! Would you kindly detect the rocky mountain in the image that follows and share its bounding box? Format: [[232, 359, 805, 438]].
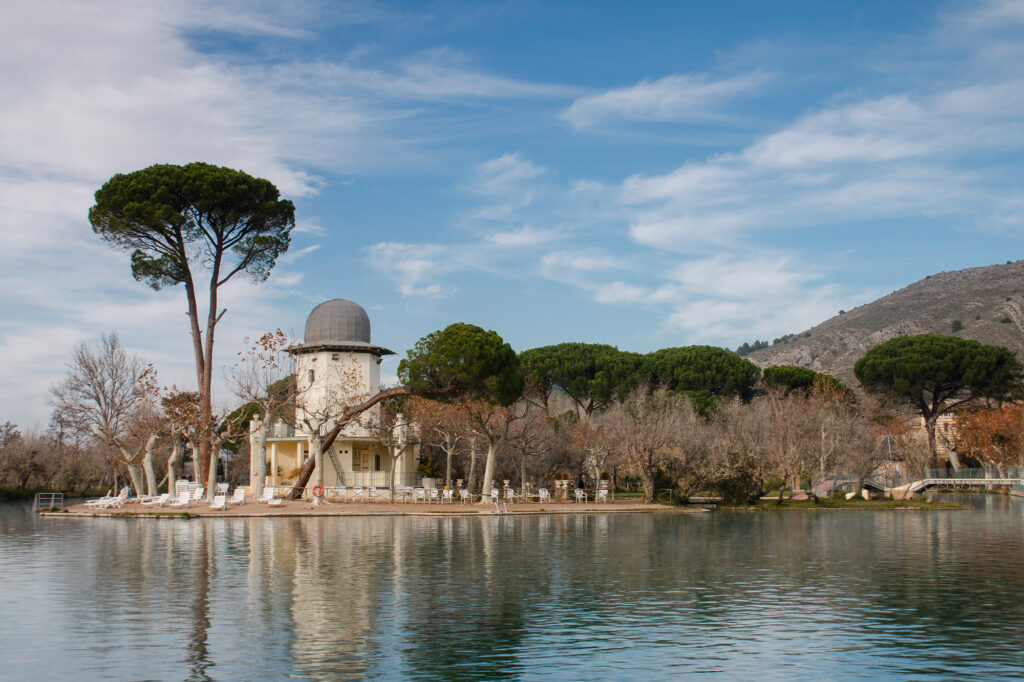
[[745, 260, 1024, 385]]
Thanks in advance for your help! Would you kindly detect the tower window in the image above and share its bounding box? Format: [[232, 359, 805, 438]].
[[332, 353, 339, 361], [308, 369, 315, 383]]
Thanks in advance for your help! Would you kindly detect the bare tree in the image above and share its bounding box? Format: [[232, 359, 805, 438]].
[[48, 332, 161, 496], [224, 330, 295, 498], [602, 389, 691, 502]]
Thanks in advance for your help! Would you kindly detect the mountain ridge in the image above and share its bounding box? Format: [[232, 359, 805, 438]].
[[745, 260, 1024, 384]]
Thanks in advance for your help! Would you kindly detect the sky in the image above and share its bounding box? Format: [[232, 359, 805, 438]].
[[3, 0, 1024, 427]]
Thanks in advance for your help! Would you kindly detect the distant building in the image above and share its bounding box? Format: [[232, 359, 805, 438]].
[[249, 298, 419, 490]]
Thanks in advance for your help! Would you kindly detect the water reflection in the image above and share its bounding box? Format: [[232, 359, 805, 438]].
[[3, 499, 1024, 679]]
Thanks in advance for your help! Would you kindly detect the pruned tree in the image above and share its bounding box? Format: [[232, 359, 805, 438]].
[[162, 388, 200, 493], [89, 163, 295, 490], [854, 334, 1024, 467], [224, 330, 295, 498]]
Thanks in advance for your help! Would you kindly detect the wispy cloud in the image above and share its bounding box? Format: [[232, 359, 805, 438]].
[[563, 71, 772, 129]]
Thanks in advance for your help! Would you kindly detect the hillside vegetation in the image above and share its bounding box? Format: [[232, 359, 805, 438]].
[[745, 260, 1024, 384]]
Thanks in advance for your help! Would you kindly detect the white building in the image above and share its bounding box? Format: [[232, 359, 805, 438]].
[[250, 298, 419, 490]]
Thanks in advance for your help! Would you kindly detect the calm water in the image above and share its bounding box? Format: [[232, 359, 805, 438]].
[[2, 497, 1024, 680]]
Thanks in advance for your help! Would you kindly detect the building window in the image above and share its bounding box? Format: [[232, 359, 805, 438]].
[[374, 454, 381, 471], [308, 369, 314, 383], [332, 353, 339, 361]]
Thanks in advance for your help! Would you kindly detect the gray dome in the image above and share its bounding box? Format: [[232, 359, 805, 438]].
[[304, 298, 371, 345]]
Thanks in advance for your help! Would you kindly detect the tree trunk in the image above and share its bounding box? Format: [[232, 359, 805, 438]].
[[445, 446, 453, 487], [478, 440, 497, 503], [127, 462, 145, 498], [192, 442, 204, 485], [142, 433, 159, 496], [467, 439, 478, 494], [253, 425, 268, 499], [168, 432, 184, 494], [311, 437, 323, 505], [925, 414, 940, 469], [206, 438, 219, 502], [642, 468, 656, 504]]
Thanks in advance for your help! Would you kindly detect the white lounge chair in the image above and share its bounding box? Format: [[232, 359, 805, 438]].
[[267, 498, 282, 507], [210, 495, 226, 511], [142, 493, 170, 507], [458, 489, 471, 503], [228, 488, 246, 505], [257, 486, 275, 503], [191, 488, 205, 503], [87, 490, 127, 509], [574, 488, 587, 503], [168, 490, 191, 509], [413, 488, 427, 503]]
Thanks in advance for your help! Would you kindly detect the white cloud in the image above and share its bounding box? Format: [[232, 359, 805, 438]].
[[563, 71, 772, 129], [365, 242, 459, 297], [486, 225, 559, 248]]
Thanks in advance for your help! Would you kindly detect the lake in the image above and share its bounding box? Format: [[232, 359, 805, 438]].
[[2, 496, 1023, 680]]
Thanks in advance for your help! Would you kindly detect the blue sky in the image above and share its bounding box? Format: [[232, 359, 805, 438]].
[[3, 0, 1024, 426]]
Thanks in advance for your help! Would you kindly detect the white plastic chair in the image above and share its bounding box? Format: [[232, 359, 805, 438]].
[[428, 488, 440, 504], [596, 489, 609, 503], [442, 489, 454, 503], [257, 486, 275, 503], [574, 488, 587, 503], [210, 495, 227, 511], [489, 488, 499, 503], [191, 488, 205, 503], [228, 489, 246, 505], [458, 489, 471, 503], [413, 488, 426, 503], [215, 482, 229, 495], [538, 488, 551, 502]]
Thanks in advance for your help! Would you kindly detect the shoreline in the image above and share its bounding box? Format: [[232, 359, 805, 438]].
[[44, 498, 709, 519]]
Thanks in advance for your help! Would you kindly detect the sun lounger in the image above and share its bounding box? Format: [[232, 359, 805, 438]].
[[267, 498, 282, 506], [228, 488, 246, 505], [168, 490, 191, 509], [142, 493, 170, 507], [86, 490, 128, 509], [191, 488, 205, 503], [210, 495, 226, 511], [257, 486, 275, 503]]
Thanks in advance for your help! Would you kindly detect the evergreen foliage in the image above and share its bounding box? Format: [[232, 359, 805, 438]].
[[398, 323, 523, 406]]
